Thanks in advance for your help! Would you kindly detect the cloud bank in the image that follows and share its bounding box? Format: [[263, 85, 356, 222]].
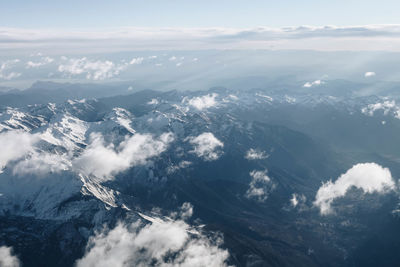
[[314, 163, 395, 215], [4, 25, 400, 53]]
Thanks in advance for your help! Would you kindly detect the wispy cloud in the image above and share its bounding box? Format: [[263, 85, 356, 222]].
[[245, 148, 268, 160], [0, 59, 21, 80], [246, 170, 275, 202]]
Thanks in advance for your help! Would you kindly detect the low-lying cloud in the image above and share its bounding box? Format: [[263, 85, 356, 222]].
[[245, 148, 268, 160], [0, 131, 39, 172], [0, 246, 20, 267], [74, 132, 174, 181], [246, 170, 275, 202], [76, 203, 231, 267], [186, 93, 218, 111], [58, 57, 127, 80], [303, 80, 324, 88], [314, 163, 396, 215], [187, 132, 224, 161]]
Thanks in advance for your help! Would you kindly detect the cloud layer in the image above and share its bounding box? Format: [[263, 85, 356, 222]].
[[4, 25, 400, 53], [314, 163, 396, 215]]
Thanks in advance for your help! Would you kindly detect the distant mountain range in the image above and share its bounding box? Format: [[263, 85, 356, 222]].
[[1, 83, 400, 267]]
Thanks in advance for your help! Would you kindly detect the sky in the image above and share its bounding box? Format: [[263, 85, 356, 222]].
[[1, 0, 400, 28], [1, 1, 400, 88]]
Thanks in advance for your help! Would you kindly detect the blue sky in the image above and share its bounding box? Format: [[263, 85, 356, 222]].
[[1, 0, 399, 28]]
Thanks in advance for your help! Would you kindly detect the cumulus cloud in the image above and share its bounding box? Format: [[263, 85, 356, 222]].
[[361, 100, 400, 119], [246, 170, 275, 202], [76, 203, 231, 267], [303, 80, 324, 88], [187, 132, 223, 161], [74, 132, 174, 181], [365, 71, 376, 77], [186, 93, 218, 110], [26, 56, 54, 68], [0, 131, 39, 172], [0, 246, 20, 267], [129, 57, 144, 65], [58, 57, 126, 80], [314, 163, 396, 215], [0, 59, 21, 80], [245, 148, 268, 160]]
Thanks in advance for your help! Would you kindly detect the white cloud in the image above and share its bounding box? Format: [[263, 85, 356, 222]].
[[284, 95, 296, 103], [73, 132, 174, 181], [186, 93, 218, 111], [365, 71, 376, 77], [12, 151, 70, 176], [303, 80, 324, 88], [147, 98, 159, 105], [76, 204, 230, 267], [246, 170, 274, 202], [314, 163, 396, 215], [58, 57, 126, 80], [26, 56, 54, 68], [0, 246, 20, 267], [0, 59, 21, 80], [361, 100, 400, 119], [187, 132, 223, 161], [0, 131, 39, 172], [245, 148, 268, 160], [169, 56, 177, 61], [290, 193, 306, 208], [129, 57, 144, 65]]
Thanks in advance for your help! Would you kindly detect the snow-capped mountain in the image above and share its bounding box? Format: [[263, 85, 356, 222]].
[[1, 86, 400, 267]]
